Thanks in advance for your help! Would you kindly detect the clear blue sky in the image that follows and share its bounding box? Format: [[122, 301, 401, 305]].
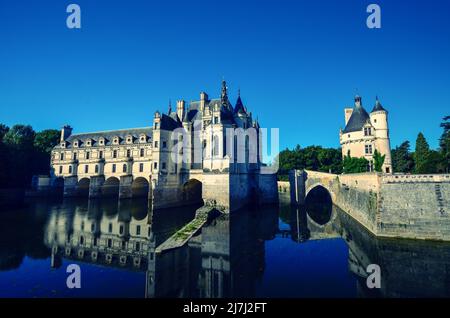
[[0, 0, 449, 150]]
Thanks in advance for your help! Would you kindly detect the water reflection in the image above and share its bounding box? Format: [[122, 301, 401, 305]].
[[1, 195, 450, 298]]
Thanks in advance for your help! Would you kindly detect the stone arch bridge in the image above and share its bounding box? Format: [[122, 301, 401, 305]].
[[289, 169, 450, 241]]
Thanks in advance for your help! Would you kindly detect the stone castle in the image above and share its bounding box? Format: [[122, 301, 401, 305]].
[[340, 95, 392, 173], [50, 81, 278, 212]]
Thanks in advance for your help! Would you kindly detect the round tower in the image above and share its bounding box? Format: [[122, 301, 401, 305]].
[[369, 97, 392, 173]]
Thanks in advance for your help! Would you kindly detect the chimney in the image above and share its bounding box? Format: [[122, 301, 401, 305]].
[[60, 125, 72, 142], [177, 100, 185, 121], [200, 92, 208, 112], [344, 108, 353, 125]]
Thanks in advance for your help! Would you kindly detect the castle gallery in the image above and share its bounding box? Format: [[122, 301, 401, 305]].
[[340, 95, 393, 173], [50, 81, 278, 212]]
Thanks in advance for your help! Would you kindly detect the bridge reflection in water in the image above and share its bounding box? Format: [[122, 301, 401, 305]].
[[1, 195, 450, 298]]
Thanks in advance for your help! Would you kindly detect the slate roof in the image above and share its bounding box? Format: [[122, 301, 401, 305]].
[[371, 98, 386, 113], [342, 101, 371, 134], [61, 127, 153, 148], [234, 96, 247, 114]]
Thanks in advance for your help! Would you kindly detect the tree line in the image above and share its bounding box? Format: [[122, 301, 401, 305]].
[[0, 124, 60, 189], [392, 116, 449, 174], [278, 116, 450, 179]]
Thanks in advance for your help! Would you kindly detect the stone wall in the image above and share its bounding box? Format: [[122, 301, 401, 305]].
[[290, 169, 450, 241], [378, 181, 450, 240]]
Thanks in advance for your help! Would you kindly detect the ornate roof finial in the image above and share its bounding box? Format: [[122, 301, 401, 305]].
[[168, 99, 172, 114], [238, 88, 241, 97], [221, 79, 228, 105]]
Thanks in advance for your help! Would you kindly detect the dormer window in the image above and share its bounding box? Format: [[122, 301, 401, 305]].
[[139, 134, 147, 143], [61, 142, 66, 148], [113, 137, 120, 145], [126, 135, 133, 144], [364, 127, 372, 136], [73, 141, 79, 148], [98, 138, 105, 146], [86, 139, 92, 147]]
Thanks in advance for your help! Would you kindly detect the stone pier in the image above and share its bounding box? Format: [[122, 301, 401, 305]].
[[88, 176, 104, 198], [119, 175, 133, 199]]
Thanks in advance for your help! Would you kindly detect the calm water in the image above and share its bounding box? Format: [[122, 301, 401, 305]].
[[1, 194, 450, 298]]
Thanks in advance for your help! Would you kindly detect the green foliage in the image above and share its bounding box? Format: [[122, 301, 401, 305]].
[[439, 116, 450, 173], [0, 123, 59, 189], [3, 125, 36, 149], [392, 141, 414, 173], [277, 145, 342, 180], [373, 149, 385, 172], [414, 132, 431, 174], [0, 124, 9, 140], [34, 129, 60, 154], [342, 155, 369, 174]]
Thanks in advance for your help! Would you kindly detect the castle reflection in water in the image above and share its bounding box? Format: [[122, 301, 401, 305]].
[[1, 196, 450, 298]]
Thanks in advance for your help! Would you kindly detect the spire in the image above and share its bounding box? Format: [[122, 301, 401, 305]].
[[221, 80, 229, 105], [354, 95, 362, 107], [234, 88, 247, 114], [168, 99, 172, 114], [371, 96, 386, 112]]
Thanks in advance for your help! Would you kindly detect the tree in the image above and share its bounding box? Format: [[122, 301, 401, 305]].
[[0, 124, 9, 141], [439, 116, 450, 173], [343, 155, 369, 174], [392, 141, 415, 173], [414, 132, 432, 174], [277, 145, 343, 180], [34, 129, 60, 154], [3, 125, 36, 149], [373, 149, 386, 172]]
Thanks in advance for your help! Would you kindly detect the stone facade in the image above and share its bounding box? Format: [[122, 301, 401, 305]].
[[290, 169, 450, 241], [50, 81, 278, 212], [340, 96, 392, 174]]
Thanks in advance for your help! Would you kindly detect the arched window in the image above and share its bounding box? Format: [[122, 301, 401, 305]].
[[123, 164, 127, 173], [60, 153, 64, 160]]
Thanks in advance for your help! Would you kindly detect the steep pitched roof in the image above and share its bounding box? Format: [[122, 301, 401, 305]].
[[371, 97, 387, 112], [234, 95, 247, 114], [343, 99, 371, 133]]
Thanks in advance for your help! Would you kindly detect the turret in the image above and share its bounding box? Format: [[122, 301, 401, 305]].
[[60, 125, 72, 142], [369, 97, 392, 173], [369, 96, 388, 135]]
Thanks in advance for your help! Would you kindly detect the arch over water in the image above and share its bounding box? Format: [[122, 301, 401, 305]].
[[132, 177, 150, 198], [305, 185, 333, 225], [182, 179, 203, 204], [77, 178, 90, 197], [102, 177, 120, 198]]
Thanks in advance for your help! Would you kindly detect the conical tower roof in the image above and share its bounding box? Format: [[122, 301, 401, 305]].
[[342, 96, 371, 133]]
